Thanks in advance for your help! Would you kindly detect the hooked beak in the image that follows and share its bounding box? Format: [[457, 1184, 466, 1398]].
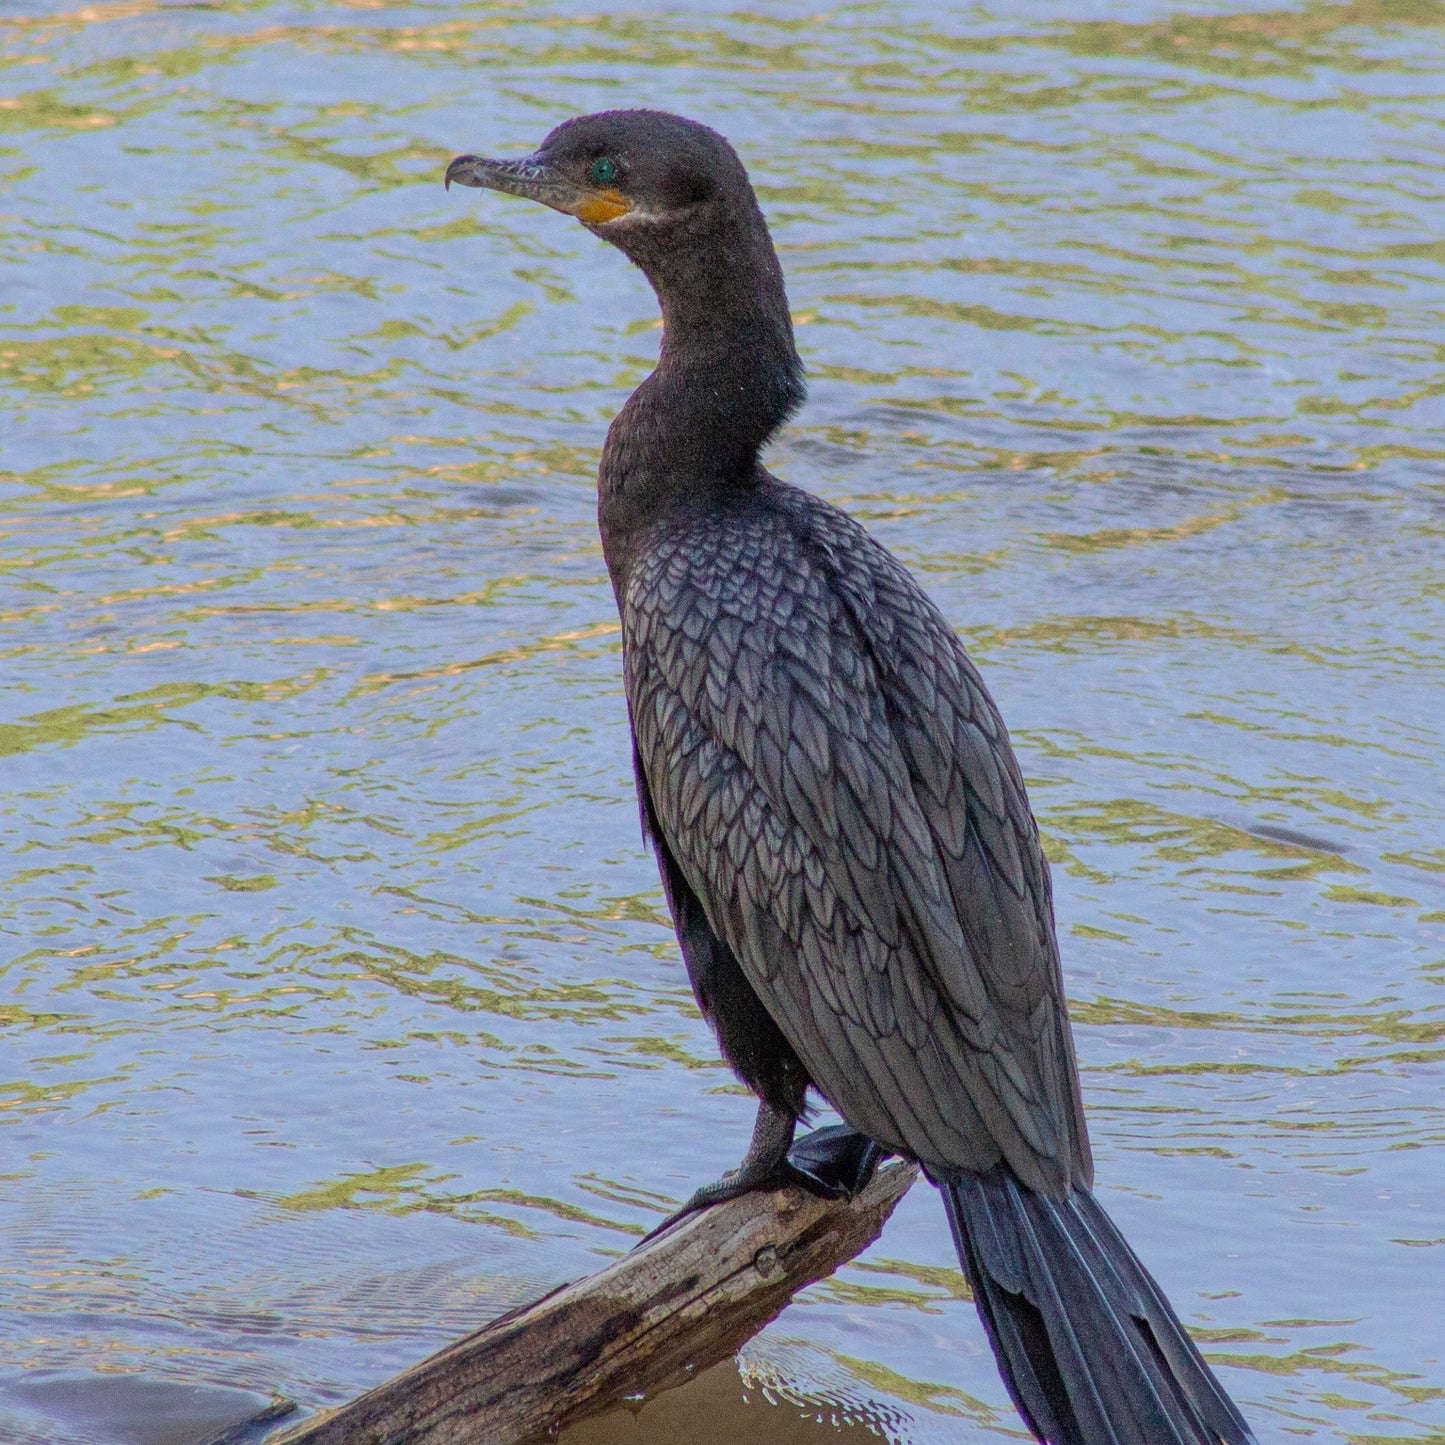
[[444, 153, 632, 225]]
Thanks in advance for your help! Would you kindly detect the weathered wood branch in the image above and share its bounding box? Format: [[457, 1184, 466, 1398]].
[[265, 1160, 918, 1445]]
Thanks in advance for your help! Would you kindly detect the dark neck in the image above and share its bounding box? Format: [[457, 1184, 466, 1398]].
[[597, 200, 804, 590]]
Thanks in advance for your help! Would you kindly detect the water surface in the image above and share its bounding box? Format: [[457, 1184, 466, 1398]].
[[2, 1, 1443, 1441]]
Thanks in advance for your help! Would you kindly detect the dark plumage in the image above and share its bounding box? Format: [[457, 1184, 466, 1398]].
[[448, 110, 1255, 1445]]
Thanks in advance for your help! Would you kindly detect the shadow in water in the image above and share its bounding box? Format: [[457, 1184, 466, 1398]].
[[0, 1369, 290, 1445], [562, 1358, 889, 1444]]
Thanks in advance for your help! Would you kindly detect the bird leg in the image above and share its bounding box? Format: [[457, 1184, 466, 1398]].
[[638, 1106, 889, 1245], [639, 1100, 798, 1242]]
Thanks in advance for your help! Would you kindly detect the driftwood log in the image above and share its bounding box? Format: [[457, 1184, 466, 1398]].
[[264, 1160, 917, 1445]]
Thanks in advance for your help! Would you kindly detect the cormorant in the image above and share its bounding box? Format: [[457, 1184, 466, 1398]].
[[447, 110, 1255, 1445]]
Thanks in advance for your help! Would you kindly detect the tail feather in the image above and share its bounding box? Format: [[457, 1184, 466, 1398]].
[[940, 1167, 1254, 1445]]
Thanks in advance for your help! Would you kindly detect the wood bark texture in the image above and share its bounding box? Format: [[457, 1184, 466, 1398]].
[[265, 1160, 917, 1445]]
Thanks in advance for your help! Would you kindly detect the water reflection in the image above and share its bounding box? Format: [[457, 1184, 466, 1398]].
[[1, 0, 1442, 1441], [563, 1359, 917, 1445]]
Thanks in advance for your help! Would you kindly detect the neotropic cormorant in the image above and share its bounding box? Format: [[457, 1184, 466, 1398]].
[[447, 110, 1255, 1445]]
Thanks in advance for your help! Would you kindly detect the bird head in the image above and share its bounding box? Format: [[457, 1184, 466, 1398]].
[[446, 108, 804, 460], [445, 109, 754, 263]]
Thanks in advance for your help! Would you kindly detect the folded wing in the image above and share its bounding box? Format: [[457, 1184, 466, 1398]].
[[623, 481, 1090, 1196]]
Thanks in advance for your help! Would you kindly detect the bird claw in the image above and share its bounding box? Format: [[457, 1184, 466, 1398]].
[[636, 1125, 887, 1246], [637, 1160, 797, 1244]]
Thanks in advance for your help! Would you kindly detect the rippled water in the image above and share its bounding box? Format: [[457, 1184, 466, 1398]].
[[2, 1, 1442, 1441]]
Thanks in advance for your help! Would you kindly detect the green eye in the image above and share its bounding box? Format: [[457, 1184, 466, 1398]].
[[590, 156, 618, 186]]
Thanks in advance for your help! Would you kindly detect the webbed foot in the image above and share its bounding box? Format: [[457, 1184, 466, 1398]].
[[639, 1100, 797, 1243], [786, 1123, 888, 1200], [637, 1106, 887, 1245]]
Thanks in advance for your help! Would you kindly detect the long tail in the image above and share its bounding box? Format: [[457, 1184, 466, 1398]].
[[939, 1167, 1254, 1445]]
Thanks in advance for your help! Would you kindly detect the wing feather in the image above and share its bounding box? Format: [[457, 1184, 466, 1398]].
[[624, 480, 1091, 1195]]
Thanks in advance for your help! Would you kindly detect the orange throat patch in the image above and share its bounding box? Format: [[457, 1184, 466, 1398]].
[[573, 188, 632, 224]]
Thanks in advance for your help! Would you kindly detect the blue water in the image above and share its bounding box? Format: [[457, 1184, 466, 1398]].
[[2, 1, 1442, 1440]]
